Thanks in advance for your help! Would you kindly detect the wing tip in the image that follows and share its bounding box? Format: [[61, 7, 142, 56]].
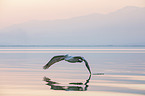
[[43, 65, 48, 70]]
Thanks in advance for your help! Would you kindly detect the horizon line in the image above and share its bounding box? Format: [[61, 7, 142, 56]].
[[0, 45, 145, 47]]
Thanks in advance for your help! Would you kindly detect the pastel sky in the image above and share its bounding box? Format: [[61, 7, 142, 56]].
[[0, 0, 145, 29]]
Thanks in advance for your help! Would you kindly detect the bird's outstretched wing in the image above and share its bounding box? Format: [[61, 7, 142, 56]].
[[82, 58, 91, 74], [43, 55, 65, 69]]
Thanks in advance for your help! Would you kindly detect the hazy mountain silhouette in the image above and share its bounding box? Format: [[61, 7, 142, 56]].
[[0, 6, 145, 45]]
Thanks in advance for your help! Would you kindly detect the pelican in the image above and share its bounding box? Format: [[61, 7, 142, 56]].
[[43, 54, 91, 74]]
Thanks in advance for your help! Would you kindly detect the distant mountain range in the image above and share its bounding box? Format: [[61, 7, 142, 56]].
[[0, 6, 145, 45]]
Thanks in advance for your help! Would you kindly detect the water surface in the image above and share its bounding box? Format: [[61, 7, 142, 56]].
[[0, 46, 145, 96]]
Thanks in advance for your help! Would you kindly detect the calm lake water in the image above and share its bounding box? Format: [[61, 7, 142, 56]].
[[0, 46, 145, 96]]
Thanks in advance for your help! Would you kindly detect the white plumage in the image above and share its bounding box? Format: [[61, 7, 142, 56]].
[[43, 54, 91, 74]]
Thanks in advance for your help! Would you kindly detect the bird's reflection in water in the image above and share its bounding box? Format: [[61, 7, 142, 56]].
[[43, 75, 91, 91]]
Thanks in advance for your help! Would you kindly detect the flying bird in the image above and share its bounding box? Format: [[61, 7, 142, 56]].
[[43, 54, 91, 74]]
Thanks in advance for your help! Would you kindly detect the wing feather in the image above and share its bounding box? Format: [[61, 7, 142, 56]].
[[43, 55, 65, 69], [74, 56, 91, 74], [82, 58, 91, 74]]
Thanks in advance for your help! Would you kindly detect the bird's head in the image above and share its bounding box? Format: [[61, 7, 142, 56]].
[[65, 54, 69, 57]]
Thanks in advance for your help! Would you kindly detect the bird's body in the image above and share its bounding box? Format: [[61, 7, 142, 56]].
[[65, 55, 83, 63], [43, 54, 91, 74]]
